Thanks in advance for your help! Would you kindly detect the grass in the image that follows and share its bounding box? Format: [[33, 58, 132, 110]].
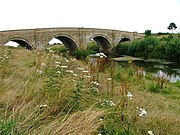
[[0, 46, 180, 134]]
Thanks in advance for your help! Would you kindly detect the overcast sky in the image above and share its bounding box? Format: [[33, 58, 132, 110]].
[[0, 0, 180, 33]]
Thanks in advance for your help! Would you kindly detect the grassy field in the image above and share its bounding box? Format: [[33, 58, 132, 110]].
[[0, 46, 180, 135]]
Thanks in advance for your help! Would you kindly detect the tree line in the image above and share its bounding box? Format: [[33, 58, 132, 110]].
[[116, 35, 180, 62]]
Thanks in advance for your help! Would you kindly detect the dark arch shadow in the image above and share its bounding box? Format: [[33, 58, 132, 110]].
[[5, 39, 33, 50], [49, 36, 78, 55], [92, 36, 111, 55], [119, 37, 131, 43]]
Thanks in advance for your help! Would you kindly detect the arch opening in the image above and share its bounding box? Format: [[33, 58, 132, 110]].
[[119, 37, 131, 43], [5, 39, 32, 50], [48, 36, 78, 55], [90, 36, 111, 55]]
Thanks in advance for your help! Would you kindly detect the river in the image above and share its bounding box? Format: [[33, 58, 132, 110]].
[[117, 60, 180, 83]]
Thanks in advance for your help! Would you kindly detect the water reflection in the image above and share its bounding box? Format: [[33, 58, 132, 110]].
[[118, 61, 180, 83]]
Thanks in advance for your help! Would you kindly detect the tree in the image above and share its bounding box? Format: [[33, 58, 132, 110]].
[[145, 30, 151, 37], [167, 22, 177, 33]]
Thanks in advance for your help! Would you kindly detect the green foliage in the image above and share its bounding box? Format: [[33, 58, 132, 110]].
[[145, 30, 151, 36], [74, 49, 89, 60], [167, 22, 177, 33], [116, 36, 180, 62], [0, 119, 16, 135], [86, 41, 99, 54], [148, 83, 160, 93], [46, 45, 67, 55]]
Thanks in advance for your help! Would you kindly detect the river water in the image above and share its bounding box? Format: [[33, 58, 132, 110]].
[[118, 60, 180, 83]]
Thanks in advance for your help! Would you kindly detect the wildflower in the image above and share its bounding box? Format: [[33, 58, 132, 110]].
[[98, 133, 102, 135], [37, 70, 43, 75], [93, 88, 99, 92], [107, 77, 112, 81], [71, 58, 77, 61], [64, 58, 69, 63], [73, 73, 78, 76], [139, 108, 147, 116], [77, 67, 84, 70], [60, 65, 68, 68], [66, 70, 74, 74], [128, 60, 132, 64], [56, 71, 61, 74], [148, 131, 154, 135], [127, 92, 133, 99], [109, 100, 115, 106], [82, 70, 89, 73], [41, 63, 46, 67], [40, 104, 49, 108], [4, 55, 9, 59], [55, 61, 61, 64], [49, 50, 55, 53], [91, 81, 99, 86]]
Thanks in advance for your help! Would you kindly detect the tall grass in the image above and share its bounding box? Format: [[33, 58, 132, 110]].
[[0, 46, 180, 134]]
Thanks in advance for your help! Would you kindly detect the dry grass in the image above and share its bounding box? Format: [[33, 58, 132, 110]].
[[0, 46, 180, 134]]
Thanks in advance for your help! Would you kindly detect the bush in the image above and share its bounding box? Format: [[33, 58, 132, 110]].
[[115, 36, 180, 62], [86, 41, 99, 54], [74, 49, 89, 60]]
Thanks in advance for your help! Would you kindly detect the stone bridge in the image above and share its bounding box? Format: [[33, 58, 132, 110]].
[[0, 27, 144, 54]]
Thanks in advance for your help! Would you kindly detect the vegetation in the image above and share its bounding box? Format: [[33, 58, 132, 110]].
[[74, 41, 99, 60], [0, 46, 180, 134], [116, 35, 180, 62], [167, 22, 177, 33]]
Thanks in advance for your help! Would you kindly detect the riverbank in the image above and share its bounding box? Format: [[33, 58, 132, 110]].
[[0, 46, 180, 134]]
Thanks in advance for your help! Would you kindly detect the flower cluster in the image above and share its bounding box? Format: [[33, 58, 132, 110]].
[[127, 92, 133, 99], [148, 130, 154, 135], [91, 81, 99, 86], [0, 54, 9, 61], [138, 107, 147, 116]]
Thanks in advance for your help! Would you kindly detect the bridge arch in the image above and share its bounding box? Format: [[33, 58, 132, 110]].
[[4, 37, 34, 50], [47, 34, 78, 55], [119, 37, 131, 43], [86, 34, 112, 55]]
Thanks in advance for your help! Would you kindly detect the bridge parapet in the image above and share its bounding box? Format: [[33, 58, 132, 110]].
[[0, 27, 144, 53]]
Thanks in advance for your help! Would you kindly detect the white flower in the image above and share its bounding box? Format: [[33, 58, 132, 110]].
[[107, 78, 112, 81], [109, 100, 115, 106], [66, 70, 74, 74], [98, 133, 102, 135], [73, 74, 78, 76], [127, 92, 133, 99], [82, 70, 89, 73], [49, 50, 55, 53], [60, 65, 68, 68], [148, 130, 154, 135], [37, 70, 43, 75], [77, 67, 84, 70], [139, 108, 147, 116], [91, 81, 99, 86], [64, 58, 69, 63], [55, 61, 61, 64], [40, 104, 49, 108], [41, 63, 46, 67], [93, 88, 99, 92], [56, 71, 61, 74]]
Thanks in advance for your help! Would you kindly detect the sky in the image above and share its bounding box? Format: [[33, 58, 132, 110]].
[[0, 0, 180, 34]]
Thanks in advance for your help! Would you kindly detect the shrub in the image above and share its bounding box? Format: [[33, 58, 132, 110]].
[[74, 49, 89, 60]]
